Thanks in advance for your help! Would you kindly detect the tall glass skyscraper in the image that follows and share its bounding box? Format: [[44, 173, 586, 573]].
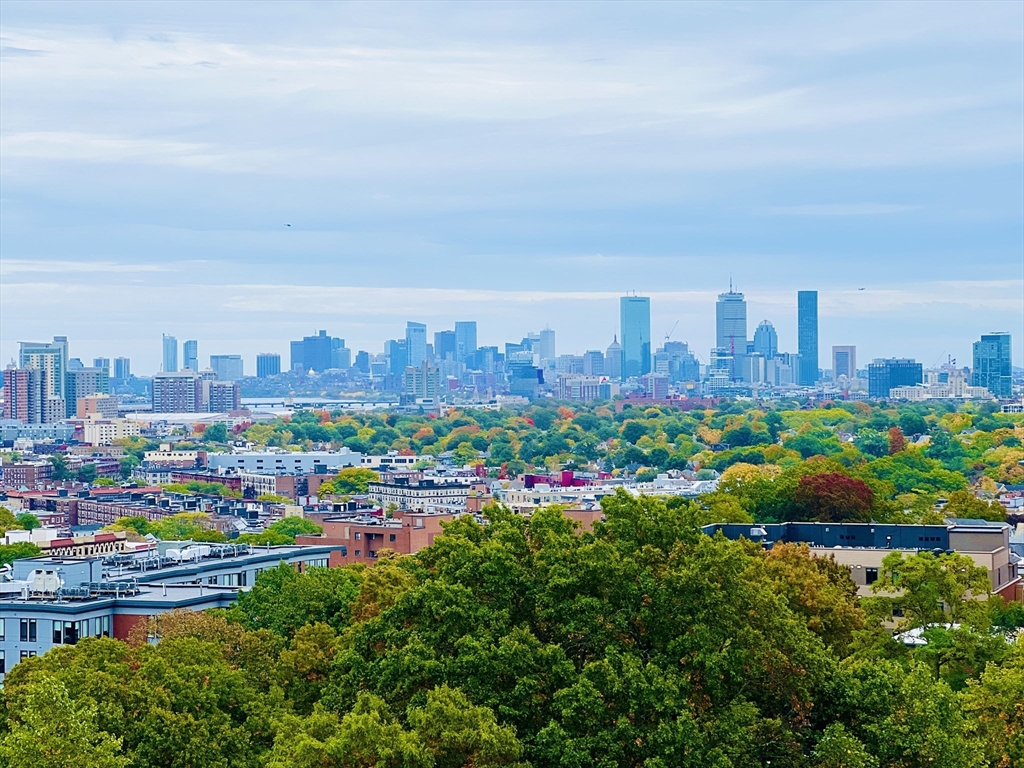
[[715, 289, 747, 355], [406, 322, 428, 367], [973, 332, 1012, 398], [797, 291, 818, 386], [620, 296, 651, 380], [752, 320, 778, 359], [454, 321, 477, 363], [183, 339, 198, 371], [162, 334, 178, 373]]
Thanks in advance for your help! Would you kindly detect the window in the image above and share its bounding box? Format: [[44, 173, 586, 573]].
[[20, 619, 36, 643], [865, 568, 879, 585], [0, 618, 4, 641], [208, 575, 219, 585], [389, 534, 396, 542], [20, 651, 36, 660], [354, 532, 361, 540], [355, 550, 361, 557], [0, 650, 4, 674]]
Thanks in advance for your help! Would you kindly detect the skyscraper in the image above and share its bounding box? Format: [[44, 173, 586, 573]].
[[20, 337, 69, 399], [620, 296, 651, 380], [538, 328, 556, 363], [93, 357, 111, 377], [868, 358, 922, 399], [65, 367, 111, 416], [797, 291, 818, 386], [183, 340, 198, 371], [256, 353, 281, 378], [434, 330, 457, 362], [386, 339, 408, 377], [605, 337, 623, 381], [832, 345, 857, 381], [972, 332, 1012, 398], [3, 367, 44, 423], [302, 330, 333, 372], [454, 322, 477, 363], [715, 288, 747, 381], [210, 354, 244, 381], [406, 322, 427, 367], [113, 357, 131, 380], [752, 320, 778, 360], [162, 334, 178, 373]]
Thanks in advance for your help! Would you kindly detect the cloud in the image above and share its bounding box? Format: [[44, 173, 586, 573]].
[[0, 259, 171, 276], [763, 203, 921, 216]]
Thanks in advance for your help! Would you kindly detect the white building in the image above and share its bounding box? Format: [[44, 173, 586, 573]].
[[82, 417, 141, 446], [368, 477, 473, 512], [208, 449, 361, 473]]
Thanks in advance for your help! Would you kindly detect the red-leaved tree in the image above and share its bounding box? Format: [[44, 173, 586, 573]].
[[888, 426, 907, 455], [793, 472, 874, 523]]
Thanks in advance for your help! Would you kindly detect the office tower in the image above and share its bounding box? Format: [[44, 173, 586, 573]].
[[67, 357, 84, 371], [715, 288, 747, 356], [583, 350, 605, 376], [19, 337, 69, 399], [354, 350, 370, 374], [332, 345, 351, 370], [406, 322, 427, 368], [152, 371, 203, 412], [65, 367, 111, 417], [797, 291, 819, 386], [752, 320, 778, 360], [605, 336, 623, 381], [113, 357, 131, 380], [620, 296, 651, 379], [183, 340, 198, 371], [868, 358, 923, 399], [162, 334, 178, 373], [289, 341, 304, 372], [301, 330, 333, 372], [454, 322, 477, 363], [93, 357, 111, 377], [832, 345, 857, 380], [3, 367, 44, 423], [386, 339, 408, 376], [973, 332, 1012, 398], [210, 354, 244, 381], [434, 330, 457, 362], [404, 361, 441, 400], [256, 353, 282, 378], [538, 328, 556, 363], [659, 341, 700, 383]]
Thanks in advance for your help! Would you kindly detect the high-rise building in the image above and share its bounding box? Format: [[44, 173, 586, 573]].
[[3, 367, 45, 423], [152, 371, 203, 413], [290, 340, 305, 372], [454, 322, 477, 364], [582, 350, 604, 376], [354, 351, 370, 374], [210, 354, 244, 381], [605, 336, 623, 381], [620, 296, 651, 380], [257, 353, 282, 378], [67, 357, 84, 371], [972, 332, 1012, 398], [797, 291, 819, 386], [65, 367, 111, 417], [207, 381, 241, 412], [406, 322, 428, 368], [93, 358, 111, 377], [386, 339, 408, 377], [302, 330, 333, 373], [715, 289, 747, 357], [868, 358, 923, 399], [404, 361, 440, 400], [183, 340, 198, 372], [20, 337, 69, 399], [538, 328, 556, 363], [832, 345, 857, 381], [113, 357, 131, 380], [434, 330, 457, 362], [752, 320, 778, 360], [162, 334, 178, 373]]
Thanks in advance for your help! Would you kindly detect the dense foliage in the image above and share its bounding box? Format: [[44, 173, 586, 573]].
[[2, 492, 1021, 767]]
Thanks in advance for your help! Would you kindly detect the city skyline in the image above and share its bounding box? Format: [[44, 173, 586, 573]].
[[1, 2, 1021, 371]]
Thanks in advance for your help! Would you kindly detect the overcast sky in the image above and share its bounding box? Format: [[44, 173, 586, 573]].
[[1, 0, 1022, 375]]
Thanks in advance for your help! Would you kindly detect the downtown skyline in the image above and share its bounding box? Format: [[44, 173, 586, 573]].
[[1, 1, 1022, 371]]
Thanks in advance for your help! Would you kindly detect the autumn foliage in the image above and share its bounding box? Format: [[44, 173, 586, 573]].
[[793, 472, 874, 523]]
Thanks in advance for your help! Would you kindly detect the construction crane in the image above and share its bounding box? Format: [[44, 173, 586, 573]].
[[664, 320, 679, 343]]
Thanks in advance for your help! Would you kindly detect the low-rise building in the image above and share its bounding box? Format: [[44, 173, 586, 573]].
[[208, 450, 361, 474], [367, 477, 473, 512], [296, 510, 452, 566]]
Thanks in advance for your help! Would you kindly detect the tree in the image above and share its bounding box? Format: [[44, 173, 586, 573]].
[[203, 422, 229, 442], [77, 463, 98, 483], [941, 490, 1006, 522], [793, 472, 874, 523], [0, 677, 129, 767], [873, 550, 992, 629], [0, 507, 21, 534], [319, 467, 380, 495], [962, 643, 1024, 767], [50, 453, 72, 481], [855, 432, 890, 458], [0, 541, 41, 566], [15, 512, 40, 531], [812, 724, 878, 768], [888, 426, 907, 454]]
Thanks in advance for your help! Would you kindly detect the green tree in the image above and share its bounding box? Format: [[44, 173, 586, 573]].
[[15, 512, 40, 531], [203, 422, 229, 442], [0, 677, 129, 767], [873, 550, 992, 629], [0, 541, 41, 566], [319, 467, 380, 495], [77, 463, 98, 483], [49, 453, 72, 481]]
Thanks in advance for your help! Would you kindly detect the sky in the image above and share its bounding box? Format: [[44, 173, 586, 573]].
[[1, 0, 1022, 375]]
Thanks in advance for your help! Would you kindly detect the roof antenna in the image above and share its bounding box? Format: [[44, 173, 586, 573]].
[[729, 273, 733, 292]]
